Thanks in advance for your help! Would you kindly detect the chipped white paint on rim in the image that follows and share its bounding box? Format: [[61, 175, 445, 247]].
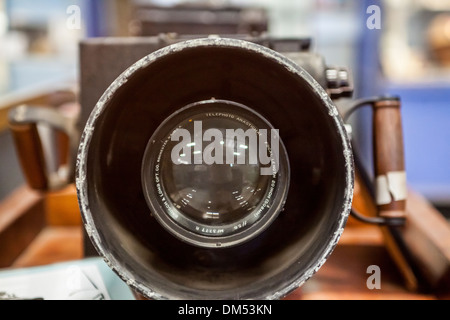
[[76, 37, 354, 300]]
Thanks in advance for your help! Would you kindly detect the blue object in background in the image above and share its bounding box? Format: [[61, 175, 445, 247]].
[[386, 83, 450, 204], [350, 0, 384, 185], [83, 0, 109, 37], [5, 0, 108, 37], [5, 0, 84, 26]]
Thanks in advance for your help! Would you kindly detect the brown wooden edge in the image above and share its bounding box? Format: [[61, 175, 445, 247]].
[[0, 186, 46, 268], [9, 123, 48, 190], [354, 165, 450, 294]]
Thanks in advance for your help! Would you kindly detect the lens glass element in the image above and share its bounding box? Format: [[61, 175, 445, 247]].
[[142, 100, 289, 247], [164, 116, 271, 226]]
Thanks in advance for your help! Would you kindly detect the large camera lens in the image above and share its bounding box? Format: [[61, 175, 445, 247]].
[[142, 99, 290, 248], [78, 38, 354, 299]]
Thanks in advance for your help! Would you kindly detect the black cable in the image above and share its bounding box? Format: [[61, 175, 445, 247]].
[[343, 95, 400, 122]]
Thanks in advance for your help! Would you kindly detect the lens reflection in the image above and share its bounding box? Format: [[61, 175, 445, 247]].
[[161, 117, 271, 226]]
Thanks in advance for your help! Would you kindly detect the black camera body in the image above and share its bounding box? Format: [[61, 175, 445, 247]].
[[79, 34, 352, 132]]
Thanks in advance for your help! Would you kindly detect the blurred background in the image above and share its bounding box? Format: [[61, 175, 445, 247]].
[[0, 0, 449, 218]]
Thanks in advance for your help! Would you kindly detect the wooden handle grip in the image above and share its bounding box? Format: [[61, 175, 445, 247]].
[[372, 99, 407, 219], [8, 104, 79, 191], [9, 123, 48, 190]]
